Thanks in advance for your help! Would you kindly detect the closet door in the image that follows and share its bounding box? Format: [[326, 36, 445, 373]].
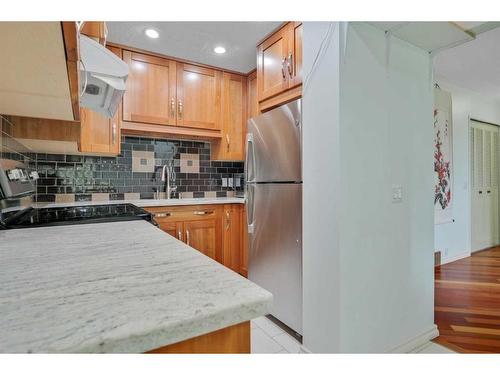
[[471, 121, 499, 251]]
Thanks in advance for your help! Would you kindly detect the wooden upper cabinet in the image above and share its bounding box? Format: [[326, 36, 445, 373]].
[[79, 45, 122, 155], [256, 22, 303, 109], [213, 72, 246, 161], [122, 51, 177, 126], [257, 26, 289, 102], [176, 63, 222, 130]]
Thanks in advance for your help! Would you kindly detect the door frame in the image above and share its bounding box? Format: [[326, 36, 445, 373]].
[[469, 117, 500, 253]]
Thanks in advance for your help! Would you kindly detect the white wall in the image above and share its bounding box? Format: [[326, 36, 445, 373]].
[[303, 22, 436, 353], [433, 78, 500, 263], [302, 21, 341, 353]]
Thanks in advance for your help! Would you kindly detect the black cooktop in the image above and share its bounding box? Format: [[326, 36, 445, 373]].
[[1, 203, 154, 229]]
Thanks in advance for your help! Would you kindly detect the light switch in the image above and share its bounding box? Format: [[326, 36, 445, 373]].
[[221, 178, 228, 187], [228, 177, 234, 188], [392, 185, 403, 203]]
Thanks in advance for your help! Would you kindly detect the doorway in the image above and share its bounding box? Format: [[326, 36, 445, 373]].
[[470, 119, 500, 252]]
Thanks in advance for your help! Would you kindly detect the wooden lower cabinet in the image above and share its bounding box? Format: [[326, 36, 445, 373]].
[[147, 321, 250, 354], [184, 218, 222, 262], [146, 204, 246, 275]]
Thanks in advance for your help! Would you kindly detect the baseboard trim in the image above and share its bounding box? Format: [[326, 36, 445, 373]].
[[441, 251, 470, 265], [388, 325, 440, 353]]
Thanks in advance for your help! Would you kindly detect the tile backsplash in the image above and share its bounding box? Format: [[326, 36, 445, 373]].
[[29, 136, 244, 202]]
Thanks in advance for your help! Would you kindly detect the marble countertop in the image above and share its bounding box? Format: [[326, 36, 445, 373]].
[[1, 197, 245, 214], [0, 220, 271, 353]]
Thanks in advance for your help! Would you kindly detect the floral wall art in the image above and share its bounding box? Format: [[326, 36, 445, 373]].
[[434, 87, 453, 225]]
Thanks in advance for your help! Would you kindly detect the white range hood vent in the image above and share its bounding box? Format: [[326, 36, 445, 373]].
[[79, 35, 129, 118]]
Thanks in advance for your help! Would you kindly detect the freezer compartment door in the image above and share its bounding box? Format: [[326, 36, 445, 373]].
[[246, 99, 301, 183], [247, 183, 302, 334]]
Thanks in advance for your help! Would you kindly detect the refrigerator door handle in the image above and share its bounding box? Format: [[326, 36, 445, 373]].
[[246, 183, 255, 234], [245, 133, 256, 183]]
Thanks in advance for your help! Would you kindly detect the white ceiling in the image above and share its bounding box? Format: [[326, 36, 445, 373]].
[[434, 26, 500, 101], [106, 22, 282, 73]]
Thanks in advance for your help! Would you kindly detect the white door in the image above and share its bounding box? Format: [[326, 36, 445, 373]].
[[471, 120, 499, 251]]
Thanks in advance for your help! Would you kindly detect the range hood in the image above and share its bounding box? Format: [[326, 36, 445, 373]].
[[79, 35, 129, 118]]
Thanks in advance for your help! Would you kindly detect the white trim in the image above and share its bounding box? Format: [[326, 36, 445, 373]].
[[441, 250, 470, 265], [388, 325, 440, 353], [299, 326, 440, 353]]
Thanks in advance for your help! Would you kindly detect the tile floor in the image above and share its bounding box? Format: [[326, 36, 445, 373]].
[[250, 316, 457, 354], [251, 316, 302, 353]]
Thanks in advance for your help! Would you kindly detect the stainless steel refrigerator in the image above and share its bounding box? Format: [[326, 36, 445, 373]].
[[245, 99, 302, 335]]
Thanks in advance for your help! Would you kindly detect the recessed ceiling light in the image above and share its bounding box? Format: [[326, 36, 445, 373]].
[[214, 46, 226, 54], [145, 28, 159, 39]]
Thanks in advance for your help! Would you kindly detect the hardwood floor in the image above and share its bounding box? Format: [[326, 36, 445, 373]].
[[434, 246, 500, 353]]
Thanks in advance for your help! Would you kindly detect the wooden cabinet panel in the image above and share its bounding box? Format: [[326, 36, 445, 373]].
[[288, 22, 303, 88], [247, 70, 259, 120], [122, 51, 177, 125], [222, 204, 242, 273], [257, 26, 289, 102], [176, 63, 222, 130], [213, 73, 246, 161], [80, 21, 107, 45]]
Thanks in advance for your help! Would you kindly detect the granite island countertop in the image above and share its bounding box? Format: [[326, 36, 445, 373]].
[[0, 220, 271, 353]]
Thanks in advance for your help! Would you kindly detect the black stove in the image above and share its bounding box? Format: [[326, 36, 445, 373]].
[[1, 204, 155, 229]]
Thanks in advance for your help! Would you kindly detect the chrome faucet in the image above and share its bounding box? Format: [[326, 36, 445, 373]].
[[161, 160, 177, 199]]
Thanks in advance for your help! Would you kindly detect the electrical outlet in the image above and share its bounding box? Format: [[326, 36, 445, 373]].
[[228, 177, 234, 188], [392, 185, 403, 203], [221, 178, 228, 187]]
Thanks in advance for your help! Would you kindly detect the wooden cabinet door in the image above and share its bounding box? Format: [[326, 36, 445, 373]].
[[79, 108, 119, 154], [213, 73, 246, 160], [176, 63, 222, 130], [287, 22, 303, 88], [247, 70, 259, 120], [257, 25, 289, 102], [157, 221, 184, 241], [184, 218, 222, 261], [222, 204, 242, 273], [79, 45, 121, 155], [122, 51, 177, 125]]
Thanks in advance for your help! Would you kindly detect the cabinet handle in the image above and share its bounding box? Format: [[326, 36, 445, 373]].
[[281, 58, 286, 80], [178, 230, 183, 241], [226, 134, 230, 150], [488, 190, 491, 194], [193, 210, 214, 215], [225, 210, 231, 231], [154, 212, 171, 218], [178, 99, 183, 120], [170, 97, 175, 118], [186, 229, 190, 245], [287, 52, 293, 77], [112, 122, 117, 145]]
